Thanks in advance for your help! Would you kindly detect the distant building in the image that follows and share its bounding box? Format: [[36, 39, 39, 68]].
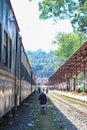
[[37, 77, 48, 85]]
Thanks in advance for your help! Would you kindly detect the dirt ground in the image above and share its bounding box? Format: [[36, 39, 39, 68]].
[[0, 91, 64, 130]]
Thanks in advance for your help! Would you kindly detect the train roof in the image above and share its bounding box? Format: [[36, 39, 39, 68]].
[[8, 0, 20, 31], [48, 41, 87, 84]]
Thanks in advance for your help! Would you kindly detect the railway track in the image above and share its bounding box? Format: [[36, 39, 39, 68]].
[[47, 91, 87, 129]]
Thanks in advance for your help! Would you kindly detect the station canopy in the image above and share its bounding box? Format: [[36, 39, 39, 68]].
[[48, 41, 87, 84]]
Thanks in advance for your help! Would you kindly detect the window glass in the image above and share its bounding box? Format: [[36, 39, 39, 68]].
[[0, 1, 3, 20], [9, 37, 12, 69], [4, 31, 8, 66], [6, 6, 8, 25]]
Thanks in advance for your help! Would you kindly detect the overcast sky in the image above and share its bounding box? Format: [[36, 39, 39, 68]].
[[11, 0, 73, 52]]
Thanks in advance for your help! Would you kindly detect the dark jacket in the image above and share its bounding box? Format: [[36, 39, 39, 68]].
[[39, 92, 47, 105]]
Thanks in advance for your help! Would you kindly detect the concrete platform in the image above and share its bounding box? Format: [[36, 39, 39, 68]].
[[53, 90, 87, 102]]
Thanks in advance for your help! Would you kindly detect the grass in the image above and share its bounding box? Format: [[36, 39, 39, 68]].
[[26, 92, 65, 130]]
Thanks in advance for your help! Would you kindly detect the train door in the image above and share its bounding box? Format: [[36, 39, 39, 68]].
[[0, 23, 2, 61], [15, 32, 21, 107]]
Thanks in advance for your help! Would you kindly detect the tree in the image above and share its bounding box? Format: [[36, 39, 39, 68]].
[[27, 49, 58, 78], [39, 0, 87, 33], [52, 32, 83, 62]]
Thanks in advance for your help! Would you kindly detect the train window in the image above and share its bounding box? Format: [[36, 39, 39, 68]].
[[5, 5, 8, 26], [0, 1, 2, 13], [0, 24, 2, 62], [8, 37, 12, 69], [4, 31, 8, 66], [0, 2, 1, 20]]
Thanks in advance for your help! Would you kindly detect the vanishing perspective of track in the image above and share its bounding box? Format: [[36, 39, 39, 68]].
[[48, 90, 87, 130]]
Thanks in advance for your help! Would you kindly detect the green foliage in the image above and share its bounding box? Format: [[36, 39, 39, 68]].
[[39, 0, 87, 33], [27, 49, 59, 78], [39, 0, 77, 20], [52, 32, 84, 62]]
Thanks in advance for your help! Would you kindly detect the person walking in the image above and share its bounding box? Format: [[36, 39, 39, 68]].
[[38, 86, 41, 94], [46, 87, 48, 93], [39, 91, 47, 115]]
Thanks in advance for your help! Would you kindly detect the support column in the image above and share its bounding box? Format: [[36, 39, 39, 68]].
[[75, 73, 78, 91], [83, 63, 86, 93], [73, 77, 76, 91], [68, 78, 71, 91]]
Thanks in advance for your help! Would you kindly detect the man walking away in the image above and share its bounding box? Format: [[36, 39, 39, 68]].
[[39, 91, 47, 115]]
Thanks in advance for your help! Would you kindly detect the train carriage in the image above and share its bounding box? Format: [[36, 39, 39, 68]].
[[0, 0, 19, 117], [31, 71, 36, 93], [20, 40, 32, 102], [0, 0, 36, 118]]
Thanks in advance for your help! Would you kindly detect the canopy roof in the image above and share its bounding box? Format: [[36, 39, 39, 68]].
[[48, 41, 87, 84]]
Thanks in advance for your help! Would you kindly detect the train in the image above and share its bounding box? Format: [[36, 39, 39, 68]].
[[0, 0, 36, 118]]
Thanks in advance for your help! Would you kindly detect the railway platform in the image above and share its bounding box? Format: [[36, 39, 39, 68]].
[[54, 90, 87, 103]]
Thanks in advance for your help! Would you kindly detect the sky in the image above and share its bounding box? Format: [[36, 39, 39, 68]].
[[11, 0, 73, 52]]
